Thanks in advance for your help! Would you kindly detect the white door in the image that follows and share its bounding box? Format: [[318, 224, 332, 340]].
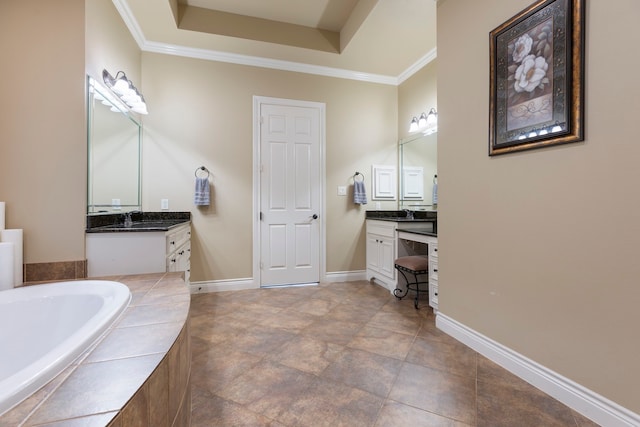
[[258, 101, 322, 287]]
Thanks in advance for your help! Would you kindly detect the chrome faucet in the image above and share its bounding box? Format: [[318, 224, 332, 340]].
[[403, 209, 414, 220], [124, 212, 133, 228]]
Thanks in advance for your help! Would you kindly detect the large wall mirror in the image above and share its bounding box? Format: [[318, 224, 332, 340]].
[[399, 132, 437, 210], [87, 76, 141, 213]]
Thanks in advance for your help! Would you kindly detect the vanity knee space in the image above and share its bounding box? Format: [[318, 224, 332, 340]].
[[365, 212, 438, 310]]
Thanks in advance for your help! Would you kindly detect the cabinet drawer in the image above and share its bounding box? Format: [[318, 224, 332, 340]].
[[166, 225, 191, 253], [429, 243, 438, 258], [366, 220, 396, 238], [429, 282, 439, 305], [429, 260, 438, 280]]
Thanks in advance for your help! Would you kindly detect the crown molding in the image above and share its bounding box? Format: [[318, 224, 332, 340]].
[[397, 47, 438, 84], [111, 0, 146, 47], [143, 40, 400, 85], [112, 0, 435, 86]]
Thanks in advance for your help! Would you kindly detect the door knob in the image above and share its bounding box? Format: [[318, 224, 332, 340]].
[[312, 214, 318, 219]]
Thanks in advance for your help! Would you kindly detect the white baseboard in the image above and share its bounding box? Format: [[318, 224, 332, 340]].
[[190, 270, 367, 294], [436, 313, 640, 427], [189, 277, 257, 293], [324, 270, 366, 283]]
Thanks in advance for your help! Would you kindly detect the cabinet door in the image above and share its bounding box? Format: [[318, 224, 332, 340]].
[[378, 237, 396, 279], [366, 233, 382, 271]]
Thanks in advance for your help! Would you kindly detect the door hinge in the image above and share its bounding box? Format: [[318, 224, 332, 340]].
[[260, 262, 263, 269]]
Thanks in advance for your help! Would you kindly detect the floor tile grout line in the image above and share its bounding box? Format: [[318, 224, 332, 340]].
[[190, 282, 593, 427]]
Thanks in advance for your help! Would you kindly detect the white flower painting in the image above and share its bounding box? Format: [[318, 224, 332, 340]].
[[506, 19, 553, 131]]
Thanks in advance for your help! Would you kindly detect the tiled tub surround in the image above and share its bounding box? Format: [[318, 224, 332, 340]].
[[24, 260, 87, 283], [0, 281, 131, 415], [0, 272, 192, 427]]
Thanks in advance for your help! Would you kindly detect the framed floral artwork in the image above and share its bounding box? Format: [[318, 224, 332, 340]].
[[489, 0, 585, 156]]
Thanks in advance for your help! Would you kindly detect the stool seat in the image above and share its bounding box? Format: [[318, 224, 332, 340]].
[[393, 256, 429, 309], [394, 256, 429, 273]]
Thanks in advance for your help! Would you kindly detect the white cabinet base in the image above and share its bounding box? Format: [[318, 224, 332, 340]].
[[86, 223, 191, 281], [366, 220, 397, 292]]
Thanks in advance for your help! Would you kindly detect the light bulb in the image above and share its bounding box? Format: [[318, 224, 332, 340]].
[[409, 117, 419, 132], [418, 113, 428, 128]]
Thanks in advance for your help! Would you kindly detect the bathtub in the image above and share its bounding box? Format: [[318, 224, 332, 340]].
[[0, 280, 131, 416]]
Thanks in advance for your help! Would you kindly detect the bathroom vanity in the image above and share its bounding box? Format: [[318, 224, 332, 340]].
[[397, 228, 438, 311], [85, 212, 191, 282], [365, 210, 438, 310]]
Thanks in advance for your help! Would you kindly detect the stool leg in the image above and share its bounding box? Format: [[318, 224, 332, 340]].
[[412, 272, 419, 309], [409, 272, 428, 310], [393, 269, 410, 300]]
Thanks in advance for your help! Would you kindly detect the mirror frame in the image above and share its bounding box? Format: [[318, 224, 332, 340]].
[[399, 131, 437, 211], [86, 75, 142, 214]]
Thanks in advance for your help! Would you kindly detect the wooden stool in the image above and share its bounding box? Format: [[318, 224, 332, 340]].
[[393, 256, 429, 309]]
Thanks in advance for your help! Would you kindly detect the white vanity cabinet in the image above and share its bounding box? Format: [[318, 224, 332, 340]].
[[428, 240, 438, 311], [86, 222, 191, 282], [165, 224, 191, 283], [366, 220, 398, 291], [397, 230, 439, 311]]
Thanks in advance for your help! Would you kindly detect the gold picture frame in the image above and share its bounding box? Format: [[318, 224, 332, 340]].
[[489, 0, 585, 156]]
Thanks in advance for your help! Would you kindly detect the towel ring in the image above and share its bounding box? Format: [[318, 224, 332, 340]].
[[354, 171, 364, 182], [195, 166, 210, 178]]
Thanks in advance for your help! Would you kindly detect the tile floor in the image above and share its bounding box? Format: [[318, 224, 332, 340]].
[[189, 280, 600, 427]]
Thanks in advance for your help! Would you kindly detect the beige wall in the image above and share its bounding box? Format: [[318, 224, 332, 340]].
[[141, 53, 398, 281], [0, 0, 86, 263], [398, 61, 437, 140], [438, 0, 640, 413], [86, 0, 141, 86]]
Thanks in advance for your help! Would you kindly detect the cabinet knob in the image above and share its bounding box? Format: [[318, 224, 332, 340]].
[[170, 241, 175, 245], [434, 269, 438, 273]]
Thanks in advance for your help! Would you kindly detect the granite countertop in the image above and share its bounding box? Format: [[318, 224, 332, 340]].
[[366, 210, 437, 236], [365, 209, 437, 221], [86, 211, 191, 233]]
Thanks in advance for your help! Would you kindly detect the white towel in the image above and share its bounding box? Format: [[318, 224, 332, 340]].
[[432, 182, 438, 205], [194, 176, 210, 206], [354, 181, 367, 205]]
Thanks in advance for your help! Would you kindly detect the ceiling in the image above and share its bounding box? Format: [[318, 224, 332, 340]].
[[113, 0, 437, 84]]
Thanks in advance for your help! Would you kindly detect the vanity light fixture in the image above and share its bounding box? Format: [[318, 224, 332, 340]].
[[102, 69, 148, 115], [89, 77, 129, 114], [425, 108, 438, 128], [409, 107, 438, 134]]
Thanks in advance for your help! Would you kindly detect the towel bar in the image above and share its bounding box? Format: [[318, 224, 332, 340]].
[[195, 166, 210, 178]]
